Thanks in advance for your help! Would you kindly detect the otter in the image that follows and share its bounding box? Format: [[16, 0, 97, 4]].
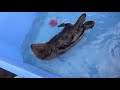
[[31, 13, 95, 60]]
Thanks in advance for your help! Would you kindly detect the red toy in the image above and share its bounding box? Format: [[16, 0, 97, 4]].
[[49, 17, 59, 27]]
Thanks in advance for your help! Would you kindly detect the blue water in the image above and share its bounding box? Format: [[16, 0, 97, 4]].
[[20, 12, 120, 78]]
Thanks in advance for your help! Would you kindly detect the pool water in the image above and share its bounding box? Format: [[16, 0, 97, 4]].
[[20, 12, 120, 78]]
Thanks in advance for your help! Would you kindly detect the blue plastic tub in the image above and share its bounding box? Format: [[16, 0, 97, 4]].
[[0, 12, 120, 78], [0, 12, 59, 78]]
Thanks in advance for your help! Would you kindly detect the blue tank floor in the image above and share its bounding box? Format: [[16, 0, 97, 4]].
[[21, 12, 120, 78]]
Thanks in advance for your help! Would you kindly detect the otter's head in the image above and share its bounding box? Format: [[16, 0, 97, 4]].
[[31, 43, 49, 60]]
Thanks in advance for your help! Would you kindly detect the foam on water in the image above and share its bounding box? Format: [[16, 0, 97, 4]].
[[20, 12, 120, 78]]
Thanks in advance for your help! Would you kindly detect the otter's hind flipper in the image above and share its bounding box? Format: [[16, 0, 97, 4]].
[[74, 13, 86, 27], [58, 23, 73, 27], [83, 21, 95, 30]]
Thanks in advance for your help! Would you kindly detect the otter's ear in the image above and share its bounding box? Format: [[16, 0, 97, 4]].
[[83, 21, 95, 29]]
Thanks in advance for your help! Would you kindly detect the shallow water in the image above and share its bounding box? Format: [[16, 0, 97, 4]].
[[20, 12, 120, 78]]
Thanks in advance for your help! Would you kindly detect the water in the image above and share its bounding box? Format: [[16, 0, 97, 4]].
[[20, 12, 120, 78]]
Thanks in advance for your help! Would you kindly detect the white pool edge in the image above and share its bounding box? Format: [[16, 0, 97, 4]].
[[0, 59, 43, 78]]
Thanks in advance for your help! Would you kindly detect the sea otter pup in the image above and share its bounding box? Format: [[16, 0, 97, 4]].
[[31, 13, 95, 60]]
